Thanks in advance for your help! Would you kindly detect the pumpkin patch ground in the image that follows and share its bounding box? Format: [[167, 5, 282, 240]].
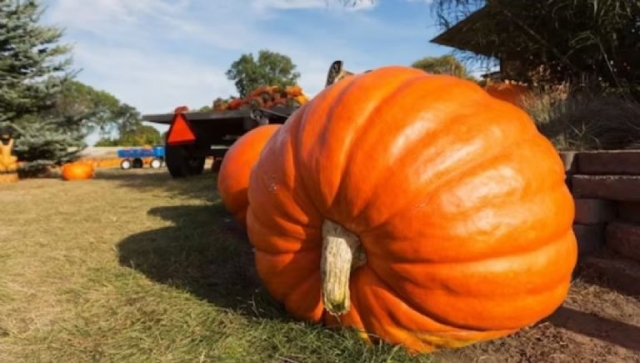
[[0, 167, 638, 363]]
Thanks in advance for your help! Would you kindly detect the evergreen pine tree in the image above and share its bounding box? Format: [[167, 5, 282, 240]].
[[0, 0, 84, 173]]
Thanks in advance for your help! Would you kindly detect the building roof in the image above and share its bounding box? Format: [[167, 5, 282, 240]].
[[430, 6, 496, 57]]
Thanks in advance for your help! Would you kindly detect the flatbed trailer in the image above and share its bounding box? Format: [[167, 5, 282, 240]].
[[141, 60, 356, 179], [142, 105, 298, 178], [116, 146, 165, 170]]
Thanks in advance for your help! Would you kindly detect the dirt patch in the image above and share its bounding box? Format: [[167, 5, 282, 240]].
[[435, 278, 640, 363]]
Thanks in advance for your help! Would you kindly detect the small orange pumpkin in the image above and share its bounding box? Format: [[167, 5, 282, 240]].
[[285, 85, 303, 97], [246, 66, 577, 353], [217, 124, 281, 227], [174, 105, 189, 113], [61, 161, 95, 181], [227, 98, 245, 110], [294, 94, 309, 106]]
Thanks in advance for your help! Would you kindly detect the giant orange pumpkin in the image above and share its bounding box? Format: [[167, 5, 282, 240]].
[[246, 66, 577, 353], [217, 124, 281, 227], [61, 161, 95, 181]]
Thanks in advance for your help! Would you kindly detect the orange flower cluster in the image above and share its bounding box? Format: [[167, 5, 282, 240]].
[[212, 85, 309, 111]]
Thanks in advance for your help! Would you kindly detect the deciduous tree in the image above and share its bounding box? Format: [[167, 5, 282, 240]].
[[226, 50, 300, 97], [411, 55, 474, 80]]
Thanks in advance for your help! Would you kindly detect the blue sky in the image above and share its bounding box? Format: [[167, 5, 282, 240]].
[[39, 0, 479, 144]]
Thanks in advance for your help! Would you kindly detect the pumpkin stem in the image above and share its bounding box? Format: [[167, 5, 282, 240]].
[[321, 219, 366, 316]]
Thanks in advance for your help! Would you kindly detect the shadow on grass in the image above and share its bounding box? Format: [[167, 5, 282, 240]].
[[115, 203, 287, 320], [96, 168, 219, 202]]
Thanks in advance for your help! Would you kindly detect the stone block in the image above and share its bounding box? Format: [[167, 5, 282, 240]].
[[577, 150, 640, 175], [573, 198, 616, 224], [617, 202, 640, 224], [573, 224, 605, 256], [581, 255, 640, 296], [605, 221, 640, 262], [572, 175, 640, 202]]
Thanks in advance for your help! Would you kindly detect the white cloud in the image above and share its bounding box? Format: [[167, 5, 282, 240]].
[[252, 0, 327, 10], [252, 0, 376, 11], [72, 45, 234, 113], [43, 0, 383, 114], [41, 0, 442, 146]]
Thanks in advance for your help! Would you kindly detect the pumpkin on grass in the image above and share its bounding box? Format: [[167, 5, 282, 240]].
[[246, 66, 577, 353], [61, 161, 95, 181], [217, 124, 281, 227]]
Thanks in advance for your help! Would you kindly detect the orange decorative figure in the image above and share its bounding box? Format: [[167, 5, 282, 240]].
[[0, 132, 19, 183]]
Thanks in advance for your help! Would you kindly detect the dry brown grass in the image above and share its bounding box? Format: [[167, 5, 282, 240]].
[[520, 89, 640, 151], [0, 168, 638, 362]]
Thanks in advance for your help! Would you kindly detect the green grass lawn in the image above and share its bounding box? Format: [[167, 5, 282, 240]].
[[2, 167, 638, 363], [0, 168, 434, 363]]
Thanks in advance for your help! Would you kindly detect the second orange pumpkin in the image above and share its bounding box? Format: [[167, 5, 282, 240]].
[[217, 124, 281, 227]]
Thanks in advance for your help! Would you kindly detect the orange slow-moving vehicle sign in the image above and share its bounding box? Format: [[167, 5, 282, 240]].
[[167, 113, 196, 145]]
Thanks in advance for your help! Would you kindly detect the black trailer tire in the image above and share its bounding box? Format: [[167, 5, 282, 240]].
[[120, 159, 132, 170], [132, 158, 144, 168], [165, 145, 205, 178]]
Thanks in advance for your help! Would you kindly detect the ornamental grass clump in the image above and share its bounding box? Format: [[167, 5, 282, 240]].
[[521, 87, 640, 151]]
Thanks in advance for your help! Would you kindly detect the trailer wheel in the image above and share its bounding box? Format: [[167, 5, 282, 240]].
[[120, 159, 132, 170], [132, 158, 144, 168], [211, 157, 223, 173], [150, 158, 163, 169], [165, 145, 205, 178]]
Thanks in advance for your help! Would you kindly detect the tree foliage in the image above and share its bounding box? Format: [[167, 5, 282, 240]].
[[0, 0, 80, 169], [50, 80, 138, 135], [0, 0, 73, 126], [0, 0, 148, 171], [226, 50, 301, 97], [411, 55, 474, 80], [94, 102, 159, 146], [95, 124, 162, 147]]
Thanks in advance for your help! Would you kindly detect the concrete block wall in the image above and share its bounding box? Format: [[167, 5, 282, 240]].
[[561, 151, 640, 295], [562, 151, 640, 257]]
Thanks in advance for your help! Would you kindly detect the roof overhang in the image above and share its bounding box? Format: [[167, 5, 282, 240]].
[[430, 6, 496, 57]]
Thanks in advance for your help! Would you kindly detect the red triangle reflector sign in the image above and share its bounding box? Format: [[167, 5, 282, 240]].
[[167, 113, 196, 145]]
